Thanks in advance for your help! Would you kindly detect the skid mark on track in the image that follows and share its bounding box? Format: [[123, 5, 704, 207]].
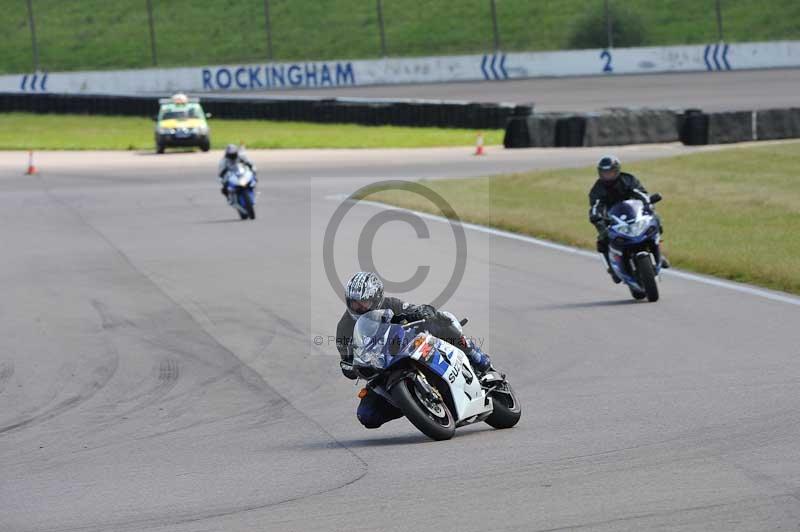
[[95, 358, 182, 424], [27, 177, 371, 509], [0, 355, 119, 436], [44, 459, 368, 532], [158, 357, 179, 384], [91, 299, 136, 331], [0, 361, 14, 394]]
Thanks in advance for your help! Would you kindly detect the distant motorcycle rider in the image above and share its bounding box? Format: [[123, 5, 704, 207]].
[[589, 155, 668, 283], [218, 144, 256, 196], [336, 271, 492, 429]]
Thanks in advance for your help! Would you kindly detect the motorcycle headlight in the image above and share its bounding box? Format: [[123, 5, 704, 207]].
[[614, 219, 648, 237], [628, 219, 649, 237], [352, 346, 386, 370]]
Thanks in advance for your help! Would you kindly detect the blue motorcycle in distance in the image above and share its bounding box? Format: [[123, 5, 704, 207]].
[[221, 163, 257, 220], [605, 193, 664, 302]]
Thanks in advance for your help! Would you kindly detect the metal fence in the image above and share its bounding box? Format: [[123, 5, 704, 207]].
[[5, 0, 799, 74]]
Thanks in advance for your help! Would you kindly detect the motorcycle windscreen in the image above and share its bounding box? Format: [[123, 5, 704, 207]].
[[352, 311, 390, 370], [225, 165, 245, 185], [607, 200, 643, 222]]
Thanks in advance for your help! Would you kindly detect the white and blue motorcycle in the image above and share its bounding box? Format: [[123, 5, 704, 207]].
[[605, 193, 664, 302], [221, 163, 257, 220], [351, 309, 521, 441]]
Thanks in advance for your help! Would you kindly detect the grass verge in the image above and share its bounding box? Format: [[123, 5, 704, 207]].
[[3, 0, 799, 73], [0, 113, 502, 150], [362, 142, 800, 295]]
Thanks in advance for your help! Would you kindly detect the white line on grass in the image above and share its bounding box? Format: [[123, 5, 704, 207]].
[[326, 194, 800, 307]]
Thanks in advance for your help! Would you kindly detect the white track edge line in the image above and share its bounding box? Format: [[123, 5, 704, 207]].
[[325, 194, 800, 307]]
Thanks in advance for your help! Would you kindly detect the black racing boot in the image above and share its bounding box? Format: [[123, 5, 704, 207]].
[[601, 252, 622, 284]]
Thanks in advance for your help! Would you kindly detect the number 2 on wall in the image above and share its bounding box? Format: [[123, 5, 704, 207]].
[[600, 50, 613, 73]]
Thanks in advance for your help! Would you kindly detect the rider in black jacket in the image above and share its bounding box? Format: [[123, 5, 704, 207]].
[[336, 271, 491, 429], [589, 155, 667, 282]]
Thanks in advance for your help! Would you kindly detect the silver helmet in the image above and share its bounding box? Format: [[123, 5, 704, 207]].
[[345, 272, 384, 319]]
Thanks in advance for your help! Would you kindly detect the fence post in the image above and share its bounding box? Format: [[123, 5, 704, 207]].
[[263, 0, 274, 60], [490, 0, 500, 51], [146, 0, 158, 66], [715, 0, 724, 42], [376, 0, 387, 56], [26, 0, 40, 71], [604, 0, 613, 49]]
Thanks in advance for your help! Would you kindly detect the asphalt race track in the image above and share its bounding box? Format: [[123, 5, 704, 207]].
[[1, 145, 800, 531], [236, 69, 800, 112]]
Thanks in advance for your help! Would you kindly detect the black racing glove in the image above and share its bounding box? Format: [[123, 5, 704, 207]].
[[432, 310, 457, 328], [396, 304, 436, 324], [340, 360, 358, 380], [220, 186, 228, 197]]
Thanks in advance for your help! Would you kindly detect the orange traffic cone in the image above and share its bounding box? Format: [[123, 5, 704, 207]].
[[474, 132, 485, 156], [25, 150, 38, 175]]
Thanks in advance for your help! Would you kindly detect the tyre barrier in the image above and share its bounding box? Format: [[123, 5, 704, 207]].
[[755, 108, 800, 141], [555, 115, 587, 147], [678, 109, 709, 145], [0, 92, 517, 130], [582, 109, 680, 147], [707, 111, 753, 145], [505, 107, 800, 148]]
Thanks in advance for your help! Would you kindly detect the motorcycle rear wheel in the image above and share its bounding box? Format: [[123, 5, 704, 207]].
[[391, 375, 455, 441], [485, 381, 522, 429]]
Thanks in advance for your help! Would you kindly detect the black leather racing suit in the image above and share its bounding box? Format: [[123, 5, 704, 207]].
[[588, 172, 656, 252]]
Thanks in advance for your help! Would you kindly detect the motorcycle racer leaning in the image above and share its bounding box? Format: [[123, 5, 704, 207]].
[[336, 271, 492, 429]]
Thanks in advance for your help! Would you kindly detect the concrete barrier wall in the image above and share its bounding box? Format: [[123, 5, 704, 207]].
[[2, 41, 799, 95]]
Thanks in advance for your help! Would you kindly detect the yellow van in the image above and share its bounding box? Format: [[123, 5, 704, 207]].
[[154, 93, 211, 153]]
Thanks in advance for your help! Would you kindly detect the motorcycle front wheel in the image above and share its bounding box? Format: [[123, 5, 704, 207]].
[[629, 286, 646, 300], [391, 373, 455, 441], [241, 190, 256, 220], [635, 254, 659, 302]]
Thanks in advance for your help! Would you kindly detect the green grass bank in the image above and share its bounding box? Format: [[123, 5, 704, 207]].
[[3, 0, 799, 73]]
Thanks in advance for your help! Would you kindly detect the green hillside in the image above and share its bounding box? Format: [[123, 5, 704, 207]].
[[3, 0, 799, 74]]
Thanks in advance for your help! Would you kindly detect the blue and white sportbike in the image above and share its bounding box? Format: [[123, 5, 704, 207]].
[[351, 309, 521, 441], [605, 193, 664, 302], [221, 163, 257, 220]]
